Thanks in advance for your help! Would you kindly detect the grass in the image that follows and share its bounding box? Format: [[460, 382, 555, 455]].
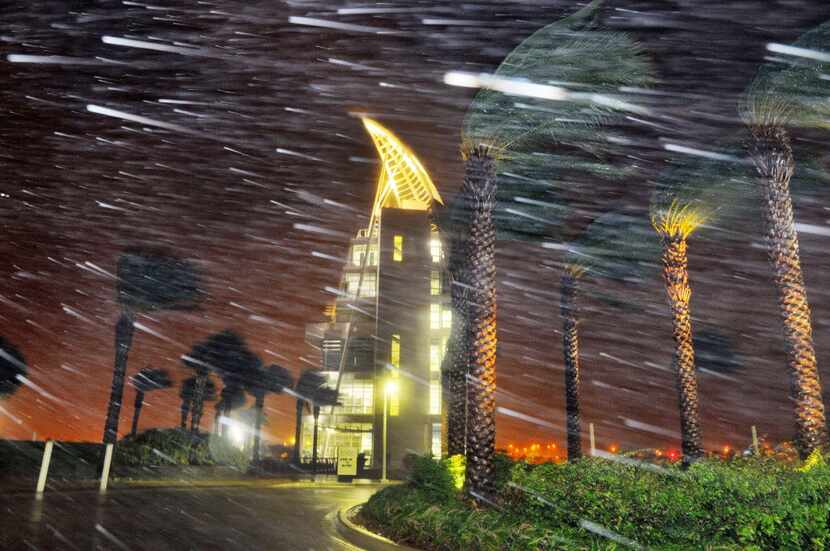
[[359, 452, 830, 550]]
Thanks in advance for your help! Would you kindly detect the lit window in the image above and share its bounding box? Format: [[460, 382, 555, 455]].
[[429, 380, 441, 415], [393, 235, 404, 262], [430, 304, 441, 329], [442, 307, 452, 329], [431, 423, 442, 457], [368, 244, 378, 266], [351, 245, 365, 266], [390, 334, 400, 368], [430, 236, 442, 263], [388, 378, 400, 417], [430, 343, 441, 372], [343, 273, 376, 298], [430, 271, 441, 295]]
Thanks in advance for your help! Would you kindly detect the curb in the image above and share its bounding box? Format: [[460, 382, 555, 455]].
[[335, 505, 421, 551]]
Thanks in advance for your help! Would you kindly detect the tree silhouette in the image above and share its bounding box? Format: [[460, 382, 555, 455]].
[[179, 376, 216, 430], [309, 384, 338, 474], [292, 370, 326, 465], [247, 364, 293, 463], [129, 368, 172, 437], [214, 383, 246, 436], [182, 330, 257, 435], [103, 249, 201, 443], [0, 337, 26, 398]]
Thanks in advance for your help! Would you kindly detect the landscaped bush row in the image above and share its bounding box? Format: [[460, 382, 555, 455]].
[[360, 453, 830, 550], [115, 428, 250, 470]]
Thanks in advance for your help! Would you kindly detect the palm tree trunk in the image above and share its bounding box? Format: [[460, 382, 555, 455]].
[[252, 391, 265, 463], [443, 299, 469, 457], [180, 397, 191, 430], [312, 405, 320, 474], [561, 272, 582, 462], [130, 390, 145, 437], [750, 126, 828, 457], [103, 310, 135, 444], [462, 146, 498, 499], [292, 399, 304, 465], [190, 374, 207, 434], [661, 236, 703, 463]]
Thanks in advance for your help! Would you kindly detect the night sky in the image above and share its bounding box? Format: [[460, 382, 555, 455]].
[[2, 1, 830, 454]]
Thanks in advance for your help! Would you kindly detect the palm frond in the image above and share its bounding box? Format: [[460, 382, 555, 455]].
[[651, 199, 707, 240]]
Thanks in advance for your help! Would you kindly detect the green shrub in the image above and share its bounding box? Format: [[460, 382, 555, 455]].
[[408, 454, 456, 502], [361, 452, 830, 550], [115, 428, 249, 470]]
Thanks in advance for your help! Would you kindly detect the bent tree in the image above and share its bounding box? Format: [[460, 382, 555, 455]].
[[743, 21, 830, 456]]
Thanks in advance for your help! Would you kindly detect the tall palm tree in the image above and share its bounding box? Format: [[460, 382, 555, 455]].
[[651, 201, 707, 463], [103, 249, 201, 443], [292, 370, 326, 465], [248, 364, 293, 463], [0, 337, 26, 398], [179, 376, 216, 430], [128, 368, 172, 437], [558, 212, 659, 461], [560, 263, 586, 461], [455, 0, 653, 497], [743, 21, 830, 456]]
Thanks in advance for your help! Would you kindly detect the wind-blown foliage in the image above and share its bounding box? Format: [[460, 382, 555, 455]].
[[292, 369, 326, 465], [0, 337, 26, 398], [743, 21, 830, 457], [103, 250, 202, 443]]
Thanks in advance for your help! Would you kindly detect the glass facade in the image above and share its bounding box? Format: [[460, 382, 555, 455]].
[[430, 235, 442, 263], [430, 270, 441, 295], [431, 423, 441, 458], [343, 272, 376, 298]]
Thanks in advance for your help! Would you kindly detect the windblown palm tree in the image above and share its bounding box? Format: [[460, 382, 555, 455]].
[[179, 376, 216, 430], [0, 337, 27, 398], [453, 0, 653, 497], [248, 364, 293, 463], [214, 383, 246, 436], [103, 250, 201, 443], [183, 330, 257, 435], [559, 212, 658, 461], [292, 370, 326, 465], [560, 263, 586, 461], [743, 21, 830, 456], [651, 201, 707, 463], [129, 368, 172, 437]]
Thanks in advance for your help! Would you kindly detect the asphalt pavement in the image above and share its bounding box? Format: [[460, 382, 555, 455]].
[[0, 482, 384, 551]]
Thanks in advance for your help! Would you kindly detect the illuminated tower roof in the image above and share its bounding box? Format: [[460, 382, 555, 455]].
[[361, 117, 443, 229]]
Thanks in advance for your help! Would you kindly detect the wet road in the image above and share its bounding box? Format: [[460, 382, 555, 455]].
[[0, 482, 381, 550]]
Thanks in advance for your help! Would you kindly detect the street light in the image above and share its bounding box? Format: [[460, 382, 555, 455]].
[[382, 379, 397, 483]]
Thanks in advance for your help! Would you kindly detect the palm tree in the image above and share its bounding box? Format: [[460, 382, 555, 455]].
[[129, 368, 172, 437], [179, 376, 216, 429], [743, 21, 830, 456], [103, 249, 201, 443], [214, 383, 247, 436], [292, 370, 326, 465], [0, 337, 27, 398], [454, 0, 652, 497], [558, 212, 659, 461], [560, 263, 586, 461], [248, 364, 293, 463], [182, 330, 257, 435], [651, 201, 707, 463]]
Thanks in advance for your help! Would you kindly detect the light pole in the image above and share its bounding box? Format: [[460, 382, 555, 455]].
[[382, 379, 397, 483]]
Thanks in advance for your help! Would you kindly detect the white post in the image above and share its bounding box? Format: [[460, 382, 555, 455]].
[[382, 387, 388, 483], [99, 443, 114, 493], [751, 425, 759, 455], [589, 423, 596, 456], [35, 440, 54, 498]]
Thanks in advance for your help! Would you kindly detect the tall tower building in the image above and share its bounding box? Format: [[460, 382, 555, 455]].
[[303, 118, 449, 475]]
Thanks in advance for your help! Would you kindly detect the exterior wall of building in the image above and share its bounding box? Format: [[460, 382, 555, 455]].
[[303, 207, 448, 475]]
